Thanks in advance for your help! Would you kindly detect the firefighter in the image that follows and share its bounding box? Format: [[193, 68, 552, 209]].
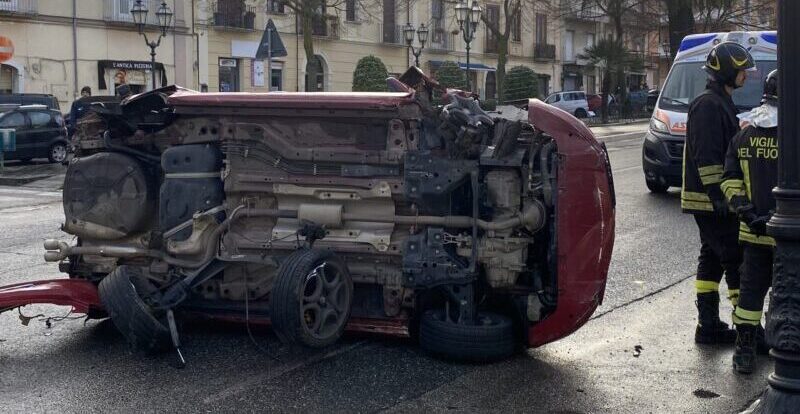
[[721, 69, 778, 374], [682, 42, 754, 344]]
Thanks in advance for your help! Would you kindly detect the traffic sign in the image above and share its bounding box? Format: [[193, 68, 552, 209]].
[[256, 19, 288, 59], [0, 36, 13, 63]]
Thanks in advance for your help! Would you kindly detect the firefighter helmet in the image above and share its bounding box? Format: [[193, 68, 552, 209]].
[[762, 69, 778, 105], [703, 42, 755, 88]]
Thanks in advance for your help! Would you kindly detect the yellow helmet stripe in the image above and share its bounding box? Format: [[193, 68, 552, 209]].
[[732, 55, 750, 67], [708, 55, 721, 71]]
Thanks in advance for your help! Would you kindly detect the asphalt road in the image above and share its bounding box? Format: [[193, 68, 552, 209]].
[[0, 123, 772, 413]]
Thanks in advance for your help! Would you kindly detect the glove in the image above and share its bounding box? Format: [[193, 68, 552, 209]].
[[748, 216, 770, 236], [711, 197, 731, 218], [707, 186, 731, 218]]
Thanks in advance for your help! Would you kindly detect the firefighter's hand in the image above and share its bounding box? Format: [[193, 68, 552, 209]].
[[747, 215, 771, 236], [711, 197, 731, 218]]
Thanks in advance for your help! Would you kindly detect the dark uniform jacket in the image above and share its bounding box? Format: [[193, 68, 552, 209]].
[[721, 122, 778, 246], [682, 81, 740, 214]]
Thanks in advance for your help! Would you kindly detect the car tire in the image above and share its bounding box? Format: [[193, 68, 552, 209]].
[[574, 108, 588, 119], [646, 179, 670, 194], [271, 248, 354, 348], [98, 265, 170, 353], [48, 142, 67, 163], [419, 309, 516, 362]]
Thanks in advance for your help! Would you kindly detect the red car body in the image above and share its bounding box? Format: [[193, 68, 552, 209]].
[[0, 96, 614, 349]]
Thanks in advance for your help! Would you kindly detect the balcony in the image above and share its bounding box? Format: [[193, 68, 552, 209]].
[[0, 0, 37, 15], [379, 23, 404, 45], [560, 0, 605, 22], [104, 0, 162, 25], [299, 15, 340, 39], [428, 31, 455, 52], [534, 43, 556, 60], [213, 2, 256, 30]]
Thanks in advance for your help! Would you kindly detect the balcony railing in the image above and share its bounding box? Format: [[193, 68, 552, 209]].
[[0, 0, 37, 14], [379, 23, 404, 45], [104, 0, 162, 25], [428, 31, 455, 52], [534, 43, 556, 60], [213, 2, 256, 30], [560, 0, 605, 21], [298, 15, 340, 39]]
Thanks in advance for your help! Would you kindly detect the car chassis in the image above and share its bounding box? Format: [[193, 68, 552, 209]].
[[0, 69, 614, 362]]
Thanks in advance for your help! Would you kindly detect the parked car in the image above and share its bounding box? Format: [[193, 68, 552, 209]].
[[544, 91, 594, 118], [0, 93, 61, 112], [0, 105, 70, 163], [587, 93, 618, 113], [0, 74, 615, 363], [646, 89, 660, 112]]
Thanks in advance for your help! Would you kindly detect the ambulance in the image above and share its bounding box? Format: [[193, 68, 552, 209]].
[[642, 31, 777, 193]]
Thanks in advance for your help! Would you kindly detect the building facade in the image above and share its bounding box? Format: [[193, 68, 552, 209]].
[[0, 0, 195, 108]]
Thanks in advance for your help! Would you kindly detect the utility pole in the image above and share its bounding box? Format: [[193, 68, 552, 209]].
[[746, 0, 800, 412]]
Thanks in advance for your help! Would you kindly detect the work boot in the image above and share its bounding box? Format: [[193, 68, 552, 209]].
[[733, 324, 757, 374], [756, 325, 769, 355], [695, 292, 736, 344]]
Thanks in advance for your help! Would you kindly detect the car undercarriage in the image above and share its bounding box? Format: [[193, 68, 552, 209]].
[[1, 68, 615, 362]]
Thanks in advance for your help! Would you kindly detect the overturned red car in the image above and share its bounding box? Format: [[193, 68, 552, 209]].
[[0, 69, 614, 362]]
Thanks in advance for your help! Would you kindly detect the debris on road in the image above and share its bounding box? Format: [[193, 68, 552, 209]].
[[693, 389, 720, 399], [633, 344, 644, 357]]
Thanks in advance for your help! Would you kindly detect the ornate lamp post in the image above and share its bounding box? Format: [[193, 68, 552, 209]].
[[403, 22, 429, 68], [747, 0, 800, 412], [131, 0, 173, 90], [455, 0, 481, 91]]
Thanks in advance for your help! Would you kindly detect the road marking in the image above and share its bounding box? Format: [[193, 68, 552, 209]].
[[201, 340, 369, 404], [595, 131, 645, 139]]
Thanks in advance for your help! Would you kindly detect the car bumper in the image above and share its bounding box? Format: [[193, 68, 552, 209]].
[[642, 129, 684, 187]]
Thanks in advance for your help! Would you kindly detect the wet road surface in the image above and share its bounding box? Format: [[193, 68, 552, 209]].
[[0, 123, 770, 413]]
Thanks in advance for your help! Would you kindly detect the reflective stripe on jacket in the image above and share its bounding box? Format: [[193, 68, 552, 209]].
[[682, 81, 740, 214]]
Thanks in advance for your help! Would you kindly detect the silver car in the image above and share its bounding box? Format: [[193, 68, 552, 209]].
[[543, 91, 594, 119]]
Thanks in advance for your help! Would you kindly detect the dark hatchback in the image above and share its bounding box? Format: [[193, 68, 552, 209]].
[[0, 106, 70, 163]]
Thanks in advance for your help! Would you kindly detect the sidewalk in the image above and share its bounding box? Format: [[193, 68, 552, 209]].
[[0, 161, 66, 190], [589, 119, 649, 138]]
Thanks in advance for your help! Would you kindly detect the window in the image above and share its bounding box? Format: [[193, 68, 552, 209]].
[[0, 112, 24, 128], [586, 33, 595, 49], [383, 0, 396, 43], [564, 30, 575, 62], [485, 5, 500, 53], [219, 58, 240, 92], [271, 68, 283, 91], [535, 13, 547, 45], [511, 13, 521, 42], [431, 0, 445, 44], [345, 0, 356, 21], [267, 0, 284, 14], [28, 111, 51, 128]]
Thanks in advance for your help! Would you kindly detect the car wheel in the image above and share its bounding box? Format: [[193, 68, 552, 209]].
[[48, 142, 67, 163], [646, 179, 670, 194], [419, 309, 516, 362], [271, 249, 354, 348], [574, 108, 588, 119], [98, 265, 170, 353]]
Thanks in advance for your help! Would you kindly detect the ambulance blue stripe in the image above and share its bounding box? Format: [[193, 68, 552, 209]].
[[678, 34, 717, 52], [761, 32, 777, 45]]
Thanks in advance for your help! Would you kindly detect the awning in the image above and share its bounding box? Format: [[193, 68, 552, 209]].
[[429, 61, 496, 72]]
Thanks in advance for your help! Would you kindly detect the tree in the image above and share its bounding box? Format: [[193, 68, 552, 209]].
[[352, 55, 389, 91], [579, 37, 642, 122], [663, 0, 695, 60], [435, 61, 467, 90], [503, 66, 538, 103]]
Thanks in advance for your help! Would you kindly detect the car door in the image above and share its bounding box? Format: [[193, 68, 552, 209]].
[[27, 110, 57, 159], [0, 111, 29, 160]]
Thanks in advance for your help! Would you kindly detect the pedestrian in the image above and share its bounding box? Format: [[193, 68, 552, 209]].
[[68, 86, 92, 136], [682, 42, 755, 344], [721, 69, 779, 374]]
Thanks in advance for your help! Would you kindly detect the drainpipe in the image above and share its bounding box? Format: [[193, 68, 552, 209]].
[[72, 0, 78, 99], [295, 16, 300, 91], [192, 0, 200, 88]]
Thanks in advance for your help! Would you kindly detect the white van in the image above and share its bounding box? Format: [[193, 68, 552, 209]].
[[641, 31, 777, 193]]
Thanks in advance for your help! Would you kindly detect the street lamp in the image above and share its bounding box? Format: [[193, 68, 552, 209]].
[[403, 22, 428, 67], [746, 1, 800, 413], [455, 0, 481, 91], [131, 0, 173, 91]]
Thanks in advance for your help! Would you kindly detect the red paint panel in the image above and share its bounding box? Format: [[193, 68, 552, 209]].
[[0, 279, 102, 315], [168, 90, 417, 110], [526, 99, 615, 347]]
